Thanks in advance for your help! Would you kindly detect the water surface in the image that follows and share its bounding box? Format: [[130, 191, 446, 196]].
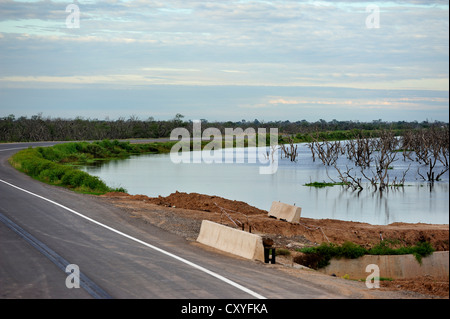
[[82, 143, 449, 225]]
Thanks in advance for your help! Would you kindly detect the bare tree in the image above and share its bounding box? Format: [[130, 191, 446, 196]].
[[334, 165, 364, 191], [280, 136, 298, 162], [406, 127, 449, 182], [310, 138, 341, 166]]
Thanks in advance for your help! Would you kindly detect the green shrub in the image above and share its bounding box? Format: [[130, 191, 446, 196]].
[[61, 170, 77, 186], [338, 241, 367, 259], [98, 139, 113, 149], [111, 186, 128, 193], [367, 240, 434, 264], [85, 143, 105, 158], [10, 146, 110, 194], [295, 242, 343, 269], [47, 166, 70, 182], [82, 175, 109, 192], [296, 240, 435, 269], [69, 170, 87, 188]]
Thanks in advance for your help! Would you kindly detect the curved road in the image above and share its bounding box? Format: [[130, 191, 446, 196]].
[[0, 141, 379, 300]]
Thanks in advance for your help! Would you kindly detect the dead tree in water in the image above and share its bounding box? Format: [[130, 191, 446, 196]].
[[307, 127, 448, 192], [360, 130, 399, 191], [402, 127, 449, 182], [280, 136, 298, 162], [307, 140, 317, 162], [345, 137, 376, 169], [310, 138, 341, 166], [334, 165, 364, 191]]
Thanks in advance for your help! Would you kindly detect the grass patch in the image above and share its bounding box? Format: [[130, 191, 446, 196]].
[[294, 240, 435, 269], [9, 146, 117, 195], [304, 181, 348, 188]]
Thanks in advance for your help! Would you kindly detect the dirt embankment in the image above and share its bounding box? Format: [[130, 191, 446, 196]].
[[100, 191, 449, 298], [103, 191, 449, 251]]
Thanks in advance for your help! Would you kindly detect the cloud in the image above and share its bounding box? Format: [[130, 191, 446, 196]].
[[240, 95, 449, 113], [0, 0, 447, 121]]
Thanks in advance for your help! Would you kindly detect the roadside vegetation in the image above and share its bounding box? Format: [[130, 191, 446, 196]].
[[294, 240, 435, 270]]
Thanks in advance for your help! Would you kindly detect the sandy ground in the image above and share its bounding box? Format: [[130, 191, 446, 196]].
[[100, 191, 449, 298]]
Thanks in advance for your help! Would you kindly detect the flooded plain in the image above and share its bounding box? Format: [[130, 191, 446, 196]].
[[82, 143, 449, 225]]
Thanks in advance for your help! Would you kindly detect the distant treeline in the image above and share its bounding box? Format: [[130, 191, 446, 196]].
[[1, 113, 448, 143]]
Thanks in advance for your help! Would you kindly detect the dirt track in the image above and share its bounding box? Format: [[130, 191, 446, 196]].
[[100, 191, 449, 298]]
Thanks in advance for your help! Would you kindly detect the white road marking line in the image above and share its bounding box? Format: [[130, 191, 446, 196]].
[[0, 178, 266, 299]]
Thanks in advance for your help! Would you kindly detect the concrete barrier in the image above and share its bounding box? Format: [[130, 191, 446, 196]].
[[196, 220, 265, 262], [318, 251, 449, 280], [268, 201, 301, 223]]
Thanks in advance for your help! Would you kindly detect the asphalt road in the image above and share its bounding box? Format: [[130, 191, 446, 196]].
[[0, 141, 361, 300]]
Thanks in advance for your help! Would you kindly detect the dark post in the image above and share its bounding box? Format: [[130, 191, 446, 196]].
[[264, 247, 276, 264]]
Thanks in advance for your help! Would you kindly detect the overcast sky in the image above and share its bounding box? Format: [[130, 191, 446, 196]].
[[0, 0, 448, 122]]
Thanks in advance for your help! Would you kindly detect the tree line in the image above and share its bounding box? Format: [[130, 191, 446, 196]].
[[0, 113, 448, 143]]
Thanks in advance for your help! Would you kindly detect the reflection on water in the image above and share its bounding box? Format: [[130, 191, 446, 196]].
[[81, 144, 449, 225]]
